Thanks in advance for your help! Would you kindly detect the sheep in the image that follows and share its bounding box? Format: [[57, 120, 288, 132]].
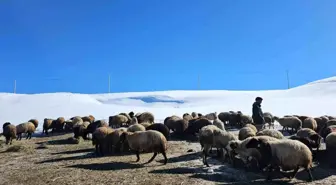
[[28, 119, 39, 128], [85, 119, 108, 136], [199, 125, 238, 167], [109, 114, 128, 128], [92, 127, 114, 156], [314, 117, 328, 133], [184, 118, 212, 136], [129, 117, 138, 125], [128, 111, 135, 118], [164, 116, 188, 135], [238, 126, 256, 140], [106, 128, 127, 153], [182, 113, 193, 121], [64, 120, 74, 132], [164, 115, 181, 132], [213, 117, 225, 131], [72, 116, 84, 128], [43, 118, 54, 135], [82, 116, 93, 124], [191, 112, 198, 118], [256, 129, 284, 139], [302, 117, 317, 131], [295, 115, 308, 123], [263, 112, 275, 129], [227, 135, 278, 170], [320, 125, 336, 139], [240, 114, 254, 127], [288, 135, 317, 154], [127, 124, 146, 132], [52, 117, 66, 133], [136, 112, 155, 124], [326, 119, 336, 127], [198, 113, 203, 117], [73, 121, 90, 139], [228, 112, 239, 127], [205, 112, 217, 120], [274, 116, 302, 134], [245, 124, 257, 133], [325, 132, 336, 168], [140, 122, 152, 128], [146, 123, 170, 140], [218, 112, 230, 125], [245, 138, 313, 182], [16, 122, 36, 140], [296, 128, 322, 151], [120, 130, 168, 164], [119, 113, 132, 124], [2, 122, 16, 145]]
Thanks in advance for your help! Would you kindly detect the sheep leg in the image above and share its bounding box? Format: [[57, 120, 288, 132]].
[[26, 133, 29, 140], [162, 151, 168, 165], [95, 145, 99, 156], [135, 151, 140, 162], [146, 152, 158, 164], [306, 168, 314, 182], [203, 146, 211, 167]]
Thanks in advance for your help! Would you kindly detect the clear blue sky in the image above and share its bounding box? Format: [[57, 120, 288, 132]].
[[1, 0, 336, 94]]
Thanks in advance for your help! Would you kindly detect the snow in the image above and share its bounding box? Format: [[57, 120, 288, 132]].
[[1, 77, 336, 132]]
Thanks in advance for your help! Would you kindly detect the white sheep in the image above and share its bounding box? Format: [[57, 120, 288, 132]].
[[245, 138, 314, 182]]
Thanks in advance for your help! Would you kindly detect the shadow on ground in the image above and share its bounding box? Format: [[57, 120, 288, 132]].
[[68, 161, 143, 171]]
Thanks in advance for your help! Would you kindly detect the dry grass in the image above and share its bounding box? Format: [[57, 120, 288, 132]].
[[0, 133, 335, 185]]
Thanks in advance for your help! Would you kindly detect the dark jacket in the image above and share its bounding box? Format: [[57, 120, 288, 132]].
[[252, 102, 264, 124]]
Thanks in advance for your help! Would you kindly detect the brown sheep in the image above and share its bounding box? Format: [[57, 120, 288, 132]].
[[52, 117, 66, 132], [28, 119, 39, 128], [136, 112, 155, 124], [218, 112, 230, 125], [109, 115, 128, 128], [119, 113, 132, 124], [2, 122, 16, 145], [164, 115, 181, 132], [92, 127, 114, 156], [303, 117, 317, 131], [43, 118, 54, 135], [185, 118, 212, 136], [183, 113, 193, 121], [106, 129, 127, 153], [16, 122, 36, 140], [120, 130, 168, 164], [88, 115, 96, 123]]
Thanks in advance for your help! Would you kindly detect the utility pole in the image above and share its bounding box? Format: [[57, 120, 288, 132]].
[[14, 80, 16, 94], [108, 74, 111, 93], [286, 70, 290, 89]]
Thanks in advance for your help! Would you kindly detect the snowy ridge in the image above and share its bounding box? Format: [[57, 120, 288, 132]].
[[1, 77, 336, 132]]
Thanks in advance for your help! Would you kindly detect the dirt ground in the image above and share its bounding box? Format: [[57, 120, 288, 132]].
[[0, 132, 336, 185]]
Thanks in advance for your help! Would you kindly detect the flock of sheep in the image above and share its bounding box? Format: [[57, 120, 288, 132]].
[[2, 110, 336, 182]]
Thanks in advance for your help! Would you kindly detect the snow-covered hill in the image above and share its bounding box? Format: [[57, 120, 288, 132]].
[[1, 76, 336, 132]]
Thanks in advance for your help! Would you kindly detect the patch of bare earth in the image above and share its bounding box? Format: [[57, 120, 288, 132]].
[[0, 133, 335, 185]]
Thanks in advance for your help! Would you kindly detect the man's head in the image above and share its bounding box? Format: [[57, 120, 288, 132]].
[[255, 97, 263, 104]]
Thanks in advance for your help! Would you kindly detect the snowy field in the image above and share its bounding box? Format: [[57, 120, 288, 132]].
[[1, 76, 336, 132]]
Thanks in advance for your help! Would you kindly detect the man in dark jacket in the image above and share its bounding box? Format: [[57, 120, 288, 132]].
[[252, 97, 265, 125]]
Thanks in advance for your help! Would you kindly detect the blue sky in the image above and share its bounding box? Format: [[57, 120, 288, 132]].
[[1, 0, 336, 94]]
